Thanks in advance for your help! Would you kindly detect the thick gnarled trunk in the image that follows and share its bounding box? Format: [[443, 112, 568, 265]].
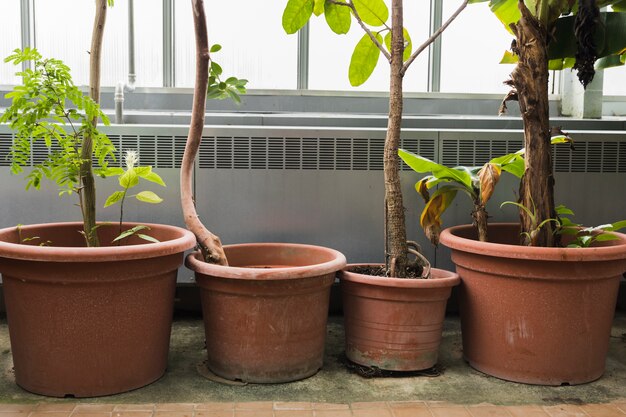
[[180, 0, 228, 265], [511, 1, 557, 247], [81, 0, 108, 247], [385, 0, 408, 277]]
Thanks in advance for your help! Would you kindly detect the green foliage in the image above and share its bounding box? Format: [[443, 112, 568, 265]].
[[282, 0, 413, 85], [1, 48, 114, 197], [399, 135, 572, 244], [103, 150, 165, 209], [206, 44, 248, 104], [479, 0, 626, 71], [556, 205, 626, 248], [501, 200, 560, 244], [112, 225, 160, 244]]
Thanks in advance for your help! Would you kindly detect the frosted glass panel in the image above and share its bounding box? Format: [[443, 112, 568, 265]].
[[309, 2, 429, 92], [0, 0, 21, 85], [174, 0, 297, 89], [440, 0, 513, 94], [603, 66, 626, 96], [34, 0, 162, 88]]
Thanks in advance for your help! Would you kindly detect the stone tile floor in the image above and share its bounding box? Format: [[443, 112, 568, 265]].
[[1, 401, 626, 417]]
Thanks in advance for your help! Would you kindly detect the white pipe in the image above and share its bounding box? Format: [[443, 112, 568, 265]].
[[116, 0, 136, 124]]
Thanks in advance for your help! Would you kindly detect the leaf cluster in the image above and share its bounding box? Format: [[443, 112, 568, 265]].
[[103, 164, 166, 208], [206, 44, 248, 104], [474, 0, 626, 71], [0, 48, 114, 197], [398, 135, 572, 245], [555, 205, 626, 248], [282, 0, 413, 86]]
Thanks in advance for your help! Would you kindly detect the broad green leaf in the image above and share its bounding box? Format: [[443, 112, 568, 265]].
[[594, 233, 621, 242], [399, 149, 473, 189], [119, 168, 139, 189], [596, 53, 626, 70], [384, 28, 412, 61], [140, 171, 166, 186], [314, 0, 325, 16], [325, 0, 351, 34], [420, 186, 459, 246], [349, 33, 382, 86], [104, 190, 124, 207], [136, 190, 163, 204], [210, 44, 222, 53], [607, 219, 626, 231], [499, 50, 518, 64], [490, 0, 520, 34], [352, 0, 389, 27], [282, 0, 314, 34]]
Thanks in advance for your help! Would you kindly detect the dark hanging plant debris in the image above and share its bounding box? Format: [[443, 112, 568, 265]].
[[573, 0, 600, 88]]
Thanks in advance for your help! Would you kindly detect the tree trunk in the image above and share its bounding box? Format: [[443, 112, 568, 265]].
[[385, 0, 408, 278], [473, 201, 488, 242], [180, 0, 228, 265], [81, 0, 108, 247], [511, 0, 556, 247]]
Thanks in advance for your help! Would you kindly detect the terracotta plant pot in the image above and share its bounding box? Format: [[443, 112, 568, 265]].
[[0, 222, 196, 397], [440, 223, 626, 385], [186, 243, 346, 383], [339, 265, 460, 371]]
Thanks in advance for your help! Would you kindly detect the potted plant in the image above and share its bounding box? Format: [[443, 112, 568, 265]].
[[180, 0, 347, 383], [281, 0, 464, 371], [0, 0, 195, 397], [404, 0, 626, 385]]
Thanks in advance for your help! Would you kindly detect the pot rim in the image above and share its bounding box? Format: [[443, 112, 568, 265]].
[[186, 242, 347, 280], [0, 221, 196, 262], [440, 222, 626, 262], [339, 263, 460, 288]]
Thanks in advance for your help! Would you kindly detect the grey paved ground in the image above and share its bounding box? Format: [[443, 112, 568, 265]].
[[0, 313, 624, 405]]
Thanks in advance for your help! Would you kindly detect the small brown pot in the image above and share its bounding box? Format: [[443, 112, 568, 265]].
[[339, 265, 460, 371], [0, 222, 196, 397], [440, 223, 626, 385], [186, 243, 346, 383]]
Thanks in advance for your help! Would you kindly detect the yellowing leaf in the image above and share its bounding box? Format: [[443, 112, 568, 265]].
[[415, 178, 430, 202], [420, 187, 458, 246], [478, 163, 501, 204], [313, 0, 325, 15], [136, 191, 163, 204]]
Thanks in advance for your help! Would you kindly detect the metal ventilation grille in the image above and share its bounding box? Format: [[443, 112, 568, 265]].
[[198, 136, 435, 171], [441, 139, 523, 166], [554, 141, 626, 173], [399, 137, 436, 171], [0, 133, 13, 166]]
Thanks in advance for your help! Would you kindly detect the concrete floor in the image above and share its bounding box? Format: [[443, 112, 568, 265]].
[[0, 313, 625, 406]]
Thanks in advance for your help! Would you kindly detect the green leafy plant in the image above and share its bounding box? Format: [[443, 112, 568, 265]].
[[206, 44, 248, 103], [399, 135, 572, 245], [103, 150, 166, 242], [1, 48, 164, 246], [500, 200, 560, 245], [282, 0, 468, 278], [556, 205, 626, 248]]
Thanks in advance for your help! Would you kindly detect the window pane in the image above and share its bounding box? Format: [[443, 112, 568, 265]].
[[34, 0, 162, 88], [603, 66, 626, 96], [308, 2, 429, 92], [174, 0, 297, 89], [0, 0, 21, 85], [440, 0, 513, 94]]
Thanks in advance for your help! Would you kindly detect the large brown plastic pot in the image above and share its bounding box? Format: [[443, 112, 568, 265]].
[[186, 243, 346, 383], [0, 222, 196, 397], [440, 223, 626, 385], [339, 265, 459, 371]]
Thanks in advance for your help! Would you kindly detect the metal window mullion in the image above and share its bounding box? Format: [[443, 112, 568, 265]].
[[20, 0, 35, 71], [163, 0, 174, 87], [428, 0, 442, 93], [297, 22, 309, 90]]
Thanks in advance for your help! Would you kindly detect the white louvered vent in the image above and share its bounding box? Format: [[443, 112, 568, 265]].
[[441, 139, 524, 167], [3, 132, 625, 173]]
